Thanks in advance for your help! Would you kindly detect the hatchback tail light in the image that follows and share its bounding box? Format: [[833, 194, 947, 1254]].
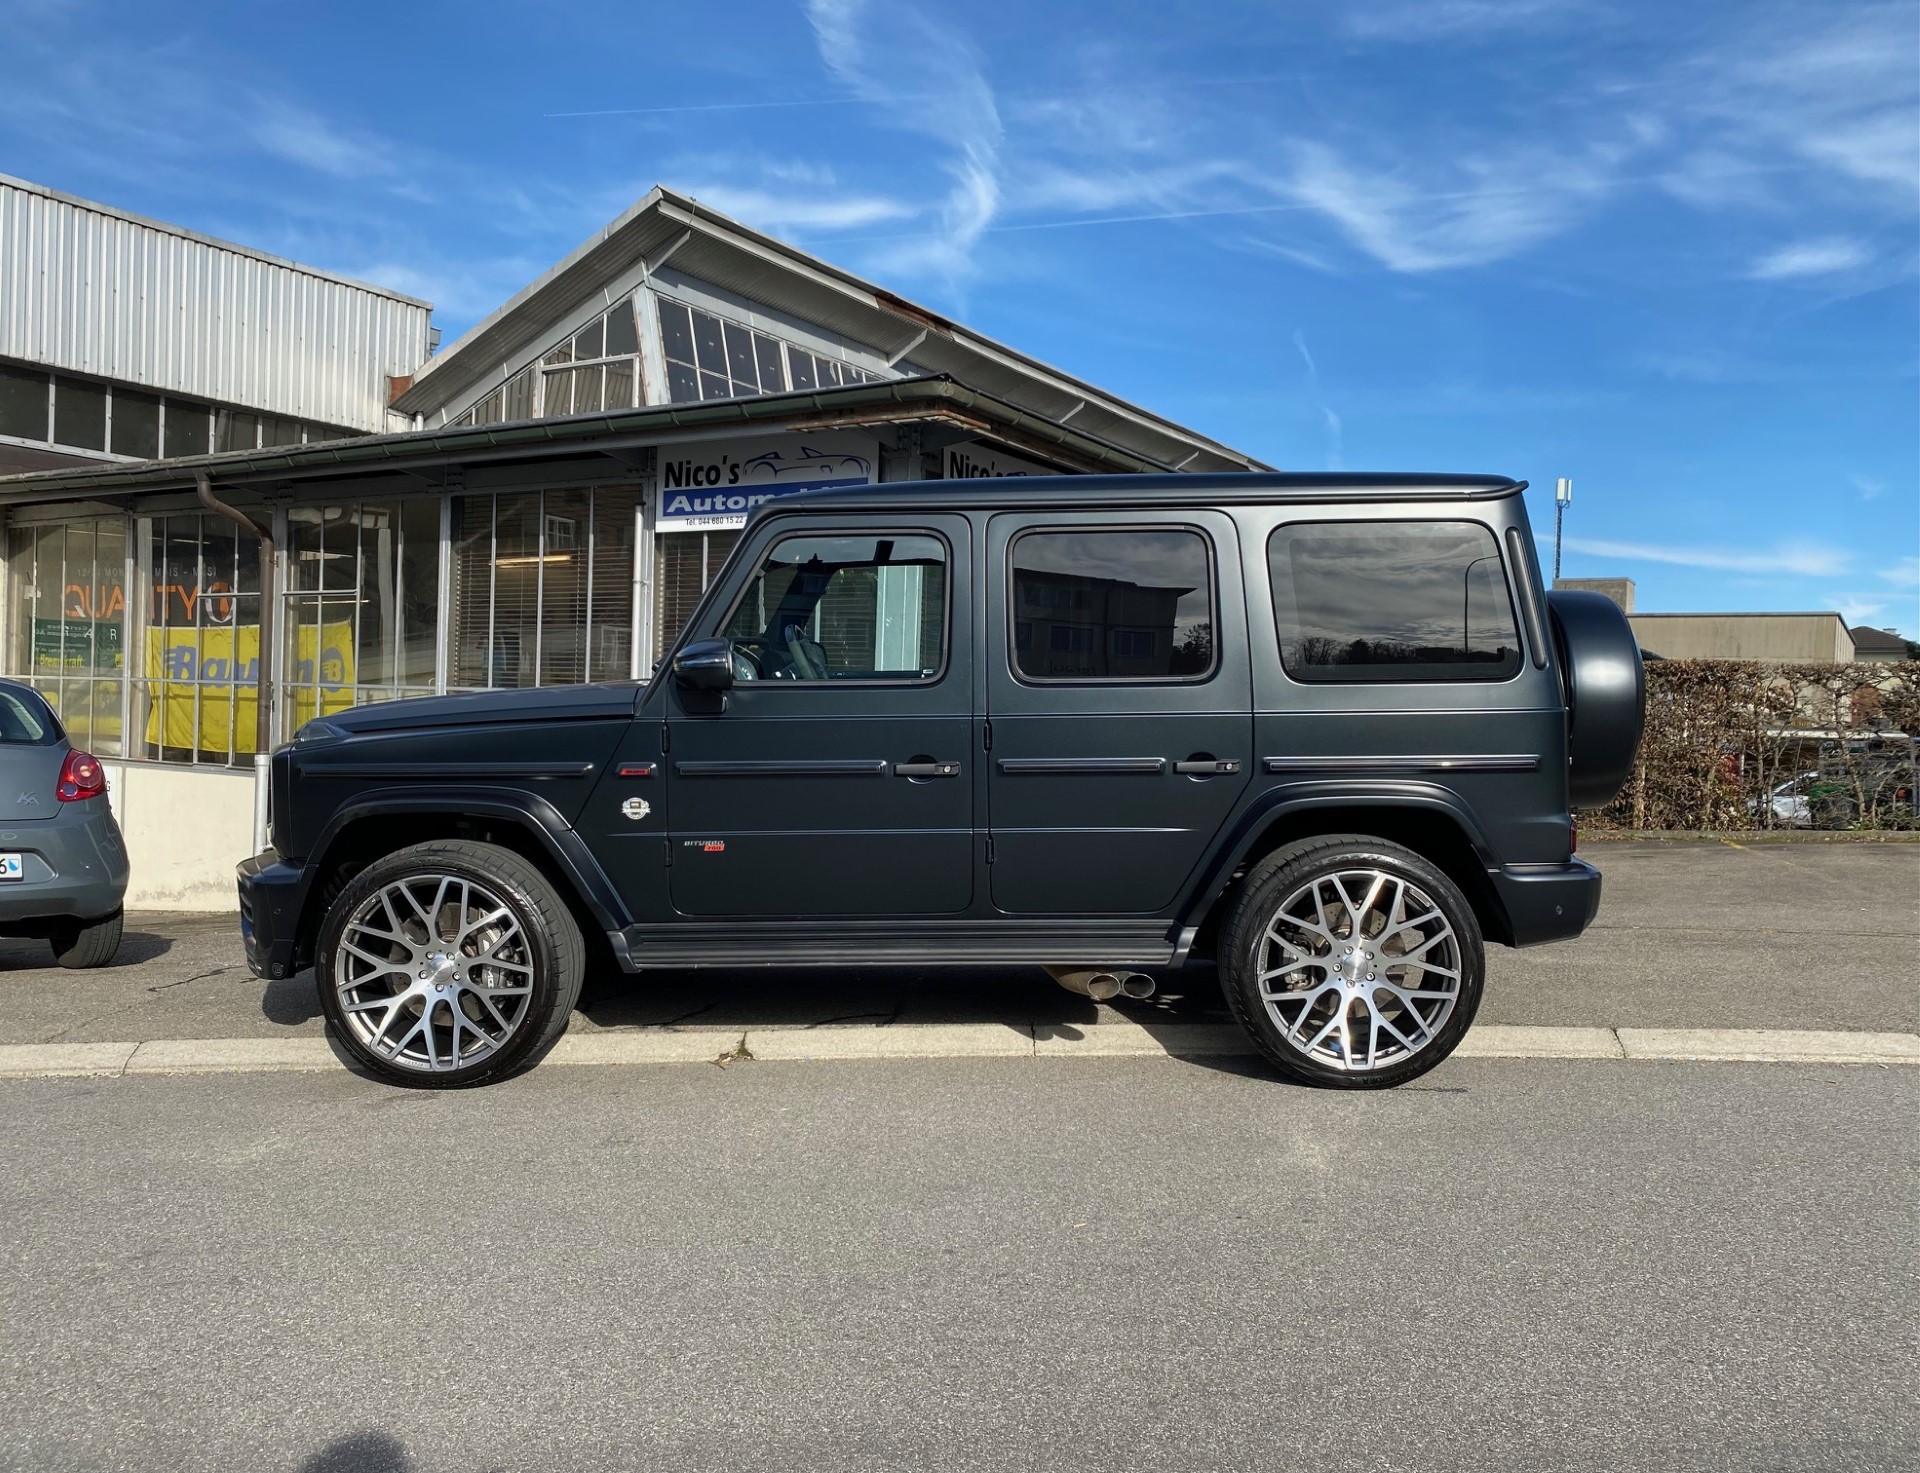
[[57, 750, 106, 802]]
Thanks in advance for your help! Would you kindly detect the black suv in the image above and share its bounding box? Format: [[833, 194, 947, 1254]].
[[238, 473, 1642, 1089]]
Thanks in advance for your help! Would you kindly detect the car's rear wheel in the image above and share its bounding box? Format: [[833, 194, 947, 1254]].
[[1219, 836, 1483, 1088], [50, 910, 123, 969], [316, 840, 583, 1088]]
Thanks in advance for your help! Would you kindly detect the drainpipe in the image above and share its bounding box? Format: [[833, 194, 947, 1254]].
[[194, 472, 277, 756]]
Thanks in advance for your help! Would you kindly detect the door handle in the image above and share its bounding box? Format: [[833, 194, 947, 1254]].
[[893, 760, 962, 778], [1173, 759, 1242, 775]]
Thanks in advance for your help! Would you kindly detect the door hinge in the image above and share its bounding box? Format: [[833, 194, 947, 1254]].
[[660, 722, 670, 752], [663, 840, 672, 868], [982, 720, 992, 751], [985, 835, 995, 865]]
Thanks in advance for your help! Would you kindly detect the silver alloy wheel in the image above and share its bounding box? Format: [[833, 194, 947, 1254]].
[[335, 873, 535, 1073], [1255, 867, 1462, 1074]]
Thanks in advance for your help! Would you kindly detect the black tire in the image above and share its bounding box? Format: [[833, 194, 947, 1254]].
[[1219, 835, 1484, 1089], [50, 910, 123, 969], [316, 840, 585, 1088]]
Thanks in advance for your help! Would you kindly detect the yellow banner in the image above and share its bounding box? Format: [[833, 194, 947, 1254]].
[[144, 624, 355, 755]]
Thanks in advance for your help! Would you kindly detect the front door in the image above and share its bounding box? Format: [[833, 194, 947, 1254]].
[[985, 511, 1251, 914], [664, 515, 974, 917]]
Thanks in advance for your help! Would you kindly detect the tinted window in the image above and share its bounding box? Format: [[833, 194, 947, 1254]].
[[722, 533, 946, 681], [0, 688, 55, 744], [1271, 521, 1521, 682], [0, 364, 49, 440], [111, 390, 161, 458], [1010, 529, 1214, 681]]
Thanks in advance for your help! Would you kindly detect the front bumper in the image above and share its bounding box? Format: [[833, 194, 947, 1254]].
[[238, 851, 305, 979], [1490, 858, 1602, 947]]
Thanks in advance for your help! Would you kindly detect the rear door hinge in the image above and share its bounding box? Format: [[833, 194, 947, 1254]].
[[985, 835, 995, 865], [982, 720, 992, 752], [660, 722, 670, 752]]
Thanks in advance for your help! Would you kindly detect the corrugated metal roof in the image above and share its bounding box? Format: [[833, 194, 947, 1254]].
[[0, 174, 433, 432], [398, 187, 1268, 474]]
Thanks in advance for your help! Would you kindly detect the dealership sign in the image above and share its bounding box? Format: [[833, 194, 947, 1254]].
[[942, 440, 1062, 480], [657, 433, 879, 531]]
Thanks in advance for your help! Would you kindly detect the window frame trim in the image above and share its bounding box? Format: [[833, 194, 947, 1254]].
[[1004, 522, 1222, 688], [1266, 517, 1528, 687], [707, 524, 956, 689]]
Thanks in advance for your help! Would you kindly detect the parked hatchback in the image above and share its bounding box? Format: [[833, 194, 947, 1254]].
[[0, 681, 128, 966]]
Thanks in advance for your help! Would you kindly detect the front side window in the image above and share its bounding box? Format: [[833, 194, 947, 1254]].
[[720, 533, 946, 682], [1009, 528, 1215, 682], [1270, 521, 1522, 682]]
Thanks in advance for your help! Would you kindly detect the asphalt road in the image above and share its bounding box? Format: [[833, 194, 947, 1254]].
[[0, 840, 1912, 1046], [2, 1055, 1914, 1472]]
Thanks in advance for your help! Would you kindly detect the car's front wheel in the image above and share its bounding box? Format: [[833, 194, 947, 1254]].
[[316, 840, 584, 1087], [1219, 836, 1484, 1088]]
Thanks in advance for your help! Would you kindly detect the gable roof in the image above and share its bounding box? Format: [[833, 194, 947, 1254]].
[[394, 186, 1265, 475]]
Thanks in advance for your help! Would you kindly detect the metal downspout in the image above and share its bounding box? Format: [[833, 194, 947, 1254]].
[[194, 472, 277, 756]]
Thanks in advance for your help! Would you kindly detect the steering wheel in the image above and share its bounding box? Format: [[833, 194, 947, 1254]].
[[730, 641, 765, 682]]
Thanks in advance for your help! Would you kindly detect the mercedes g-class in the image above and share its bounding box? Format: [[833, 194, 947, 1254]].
[[237, 472, 1644, 1089]]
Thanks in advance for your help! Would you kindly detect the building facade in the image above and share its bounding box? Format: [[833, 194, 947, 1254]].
[[0, 183, 1262, 903]]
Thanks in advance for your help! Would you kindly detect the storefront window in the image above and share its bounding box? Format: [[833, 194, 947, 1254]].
[[139, 513, 262, 764], [283, 499, 442, 727], [655, 529, 740, 657], [3, 517, 128, 755], [449, 488, 639, 688]]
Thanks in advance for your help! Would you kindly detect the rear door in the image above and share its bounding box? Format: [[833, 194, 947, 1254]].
[[663, 514, 975, 918], [984, 512, 1252, 914]]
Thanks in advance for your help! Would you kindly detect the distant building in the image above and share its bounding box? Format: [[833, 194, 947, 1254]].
[[1626, 612, 1856, 663], [1849, 625, 1915, 663], [1550, 576, 1634, 613]]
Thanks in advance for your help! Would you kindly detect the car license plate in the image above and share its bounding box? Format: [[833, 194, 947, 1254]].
[[0, 854, 21, 881]]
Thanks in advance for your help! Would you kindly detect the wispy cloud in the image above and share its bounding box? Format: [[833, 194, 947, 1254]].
[[805, 0, 1002, 287], [1852, 474, 1888, 501], [1343, 0, 1591, 42], [681, 184, 916, 233], [1826, 595, 1887, 625], [1266, 140, 1619, 272], [1291, 331, 1344, 469], [1882, 556, 1920, 591], [1748, 236, 1872, 280], [1560, 536, 1852, 577]]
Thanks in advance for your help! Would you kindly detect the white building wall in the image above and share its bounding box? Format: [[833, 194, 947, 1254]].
[[0, 175, 431, 433], [101, 760, 254, 911]]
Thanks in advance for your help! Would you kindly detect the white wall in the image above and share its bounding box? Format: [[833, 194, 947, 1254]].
[[101, 761, 252, 912]]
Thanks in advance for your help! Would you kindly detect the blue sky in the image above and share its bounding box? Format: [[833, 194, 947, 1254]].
[[4, 0, 1916, 633]]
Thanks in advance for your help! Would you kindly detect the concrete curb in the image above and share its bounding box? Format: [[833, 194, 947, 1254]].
[[3, 1024, 1918, 1081]]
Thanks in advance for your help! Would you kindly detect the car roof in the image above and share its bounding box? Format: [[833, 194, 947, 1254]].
[[766, 471, 1525, 516]]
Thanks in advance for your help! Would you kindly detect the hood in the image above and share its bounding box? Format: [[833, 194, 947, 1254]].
[[306, 683, 644, 738]]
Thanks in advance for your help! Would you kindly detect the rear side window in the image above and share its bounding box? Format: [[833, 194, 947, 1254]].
[[1270, 521, 1522, 682], [1010, 528, 1215, 682], [0, 688, 56, 744]]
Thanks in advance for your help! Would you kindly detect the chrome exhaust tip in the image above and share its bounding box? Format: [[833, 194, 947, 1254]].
[[1115, 971, 1157, 1000], [1044, 966, 1124, 1002]]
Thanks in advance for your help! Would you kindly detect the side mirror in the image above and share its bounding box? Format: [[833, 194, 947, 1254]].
[[672, 638, 735, 692]]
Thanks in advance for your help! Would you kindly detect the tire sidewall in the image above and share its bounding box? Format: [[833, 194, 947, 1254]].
[[1222, 840, 1485, 1089], [316, 846, 568, 1087]]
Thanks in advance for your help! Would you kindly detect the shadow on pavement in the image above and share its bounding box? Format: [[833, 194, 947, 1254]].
[[575, 961, 1234, 1033], [262, 970, 325, 1026], [297, 1430, 412, 1472], [0, 927, 174, 970]]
